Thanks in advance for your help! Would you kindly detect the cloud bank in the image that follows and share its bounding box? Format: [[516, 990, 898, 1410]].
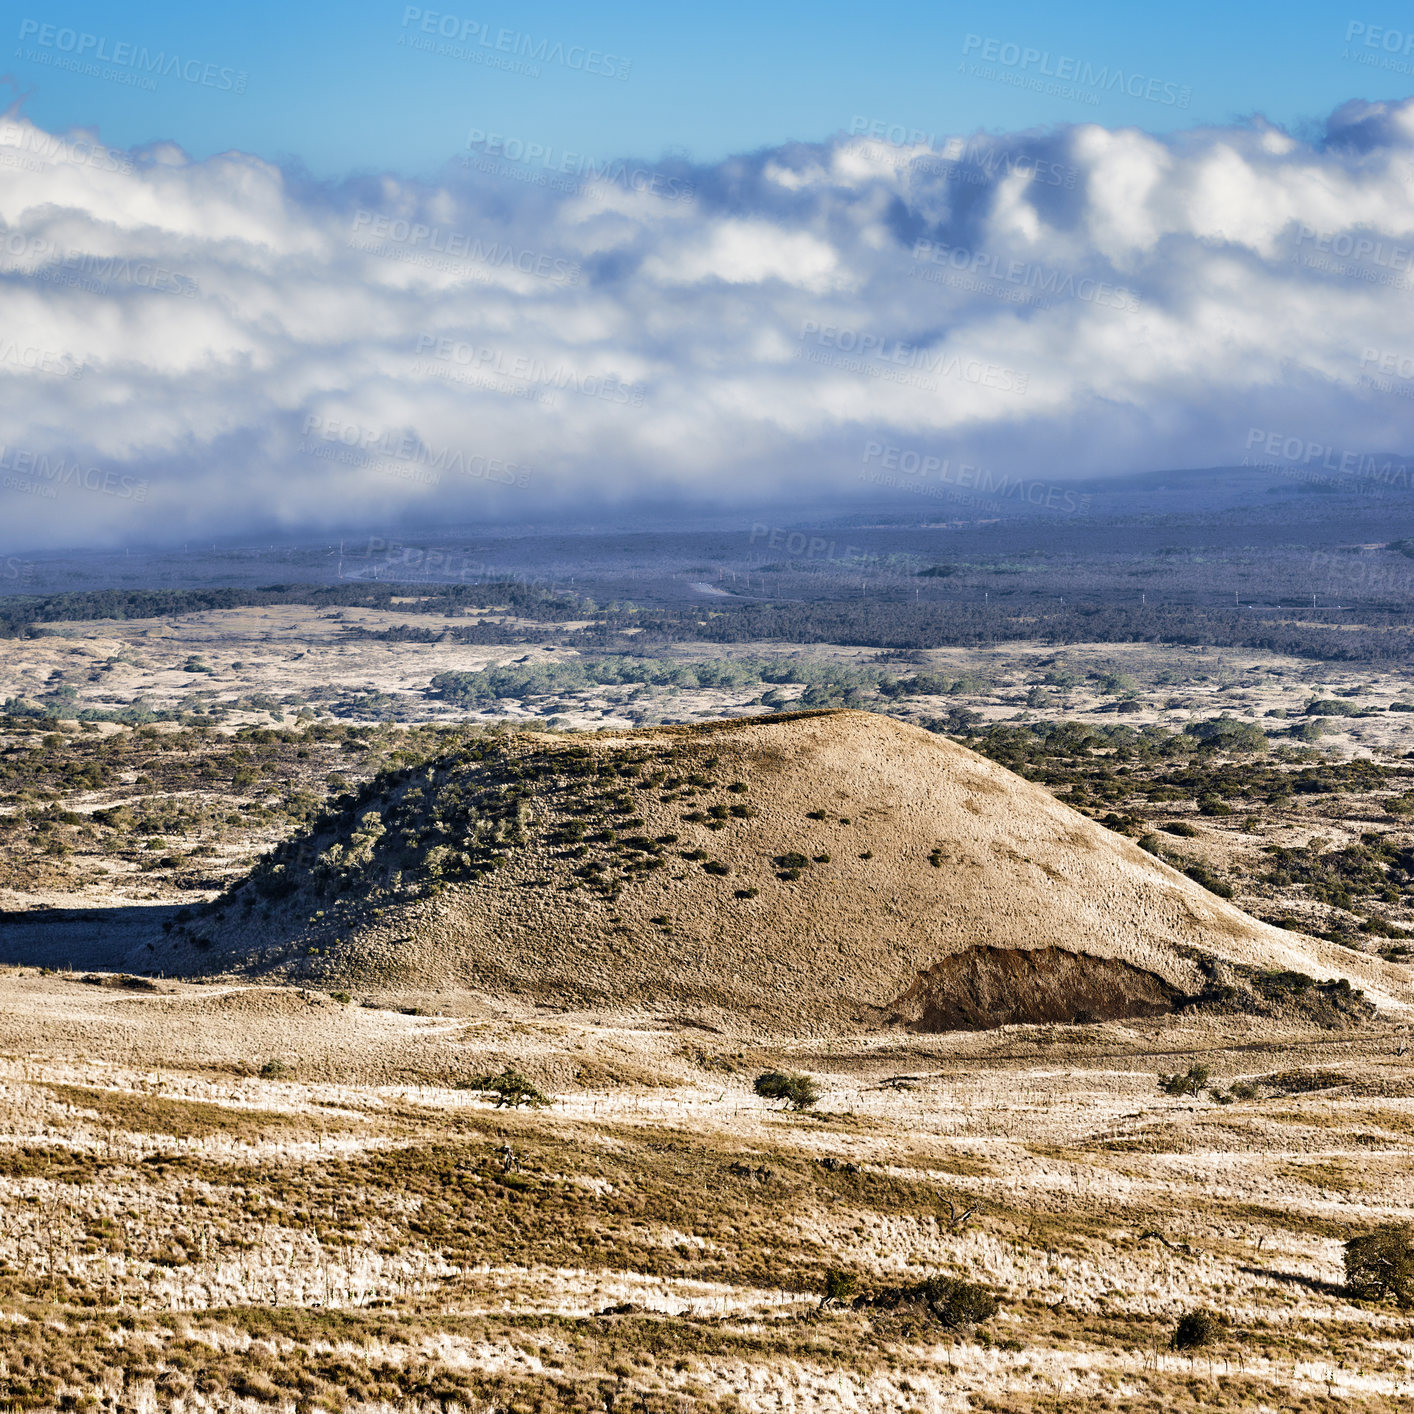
[[2, 97, 1414, 548]]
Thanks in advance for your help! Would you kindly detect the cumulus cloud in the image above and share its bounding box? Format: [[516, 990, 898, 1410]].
[[1, 98, 1414, 548]]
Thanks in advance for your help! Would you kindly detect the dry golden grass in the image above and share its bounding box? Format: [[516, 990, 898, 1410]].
[[0, 972, 1410, 1410]]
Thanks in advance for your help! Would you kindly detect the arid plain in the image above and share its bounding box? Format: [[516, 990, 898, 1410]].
[[1, 589, 1412, 1412]]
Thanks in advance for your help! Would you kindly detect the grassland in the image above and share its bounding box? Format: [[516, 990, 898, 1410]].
[[0, 973, 1410, 1410], [2, 598, 1414, 1409]]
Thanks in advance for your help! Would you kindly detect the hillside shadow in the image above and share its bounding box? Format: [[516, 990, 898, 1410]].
[[0, 904, 182, 973], [1238, 1264, 1345, 1298]]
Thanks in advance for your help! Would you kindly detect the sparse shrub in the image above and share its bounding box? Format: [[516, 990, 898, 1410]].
[[1162, 821, 1198, 837], [259, 1059, 291, 1079], [1159, 1063, 1211, 1097], [734, 887, 758, 899], [820, 1268, 859, 1309], [331, 991, 352, 1004], [754, 1070, 818, 1111], [463, 1068, 550, 1109], [1183, 862, 1235, 898], [703, 860, 729, 875], [1344, 1223, 1414, 1307], [855, 1274, 999, 1329], [1171, 1308, 1222, 1350]]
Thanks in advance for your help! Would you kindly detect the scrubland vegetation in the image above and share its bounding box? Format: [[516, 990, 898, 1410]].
[[0, 528, 1412, 1408], [0, 981, 1410, 1411]]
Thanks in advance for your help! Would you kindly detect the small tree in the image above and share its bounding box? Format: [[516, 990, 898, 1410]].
[[754, 1070, 819, 1111], [919, 1275, 999, 1328], [465, 1067, 549, 1109], [1158, 1063, 1211, 1097], [820, 1268, 858, 1310], [1172, 1308, 1221, 1351], [855, 1274, 999, 1328], [1344, 1224, 1414, 1307]]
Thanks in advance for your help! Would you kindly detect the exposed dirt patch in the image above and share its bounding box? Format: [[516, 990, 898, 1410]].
[[886, 945, 1184, 1031]]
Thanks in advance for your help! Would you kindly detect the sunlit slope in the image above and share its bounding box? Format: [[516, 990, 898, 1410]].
[[161, 711, 1410, 1029]]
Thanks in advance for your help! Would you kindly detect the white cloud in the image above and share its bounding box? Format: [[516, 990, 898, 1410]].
[[1, 98, 1413, 548]]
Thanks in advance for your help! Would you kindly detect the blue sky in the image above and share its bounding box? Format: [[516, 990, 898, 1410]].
[[7, 0, 1410, 175], [3, 1, 1414, 548]]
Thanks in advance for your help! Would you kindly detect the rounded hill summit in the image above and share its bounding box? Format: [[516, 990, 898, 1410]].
[[164, 711, 1403, 1030]]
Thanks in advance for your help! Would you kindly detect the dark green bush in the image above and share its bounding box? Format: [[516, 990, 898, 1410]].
[[1172, 1308, 1221, 1350], [462, 1068, 549, 1109], [1159, 1064, 1210, 1097], [855, 1274, 999, 1328], [1344, 1224, 1414, 1307], [754, 1071, 818, 1111], [820, 1268, 859, 1309]]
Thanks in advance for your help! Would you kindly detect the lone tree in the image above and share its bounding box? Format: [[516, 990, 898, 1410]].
[[754, 1070, 819, 1111], [463, 1068, 549, 1109], [853, 1274, 999, 1329], [1171, 1308, 1222, 1351], [1158, 1063, 1211, 1097], [1344, 1223, 1414, 1307], [819, 1268, 859, 1310]]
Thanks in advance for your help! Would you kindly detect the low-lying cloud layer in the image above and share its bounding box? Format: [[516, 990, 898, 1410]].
[[1, 97, 1413, 548]]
